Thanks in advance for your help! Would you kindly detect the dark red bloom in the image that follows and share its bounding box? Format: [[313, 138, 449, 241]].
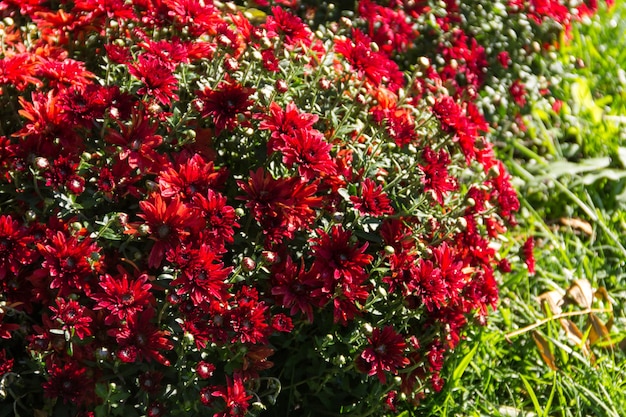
[[16, 91, 80, 149], [278, 128, 337, 180], [131, 193, 204, 269], [238, 168, 322, 245], [128, 54, 179, 106], [0, 53, 42, 91], [106, 109, 166, 172], [311, 225, 373, 284], [419, 147, 457, 205], [110, 308, 173, 365], [211, 373, 252, 417], [192, 189, 240, 251], [194, 79, 254, 134], [351, 178, 394, 216], [43, 360, 93, 405], [271, 256, 322, 323], [0, 349, 13, 376], [90, 270, 154, 325], [357, 0, 417, 55], [168, 244, 232, 305], [258, 101, 319, 153], [335, 29, 403, 88], [49, 297, 93, 340], [36, 58, 95, 91], [0, 214, 35, 281], [264, 6, 313, 49], [359, 325, 410, 383], [230, 286, 270, 344], [34, 231, 101, 297], [158, 154, 225, 202]]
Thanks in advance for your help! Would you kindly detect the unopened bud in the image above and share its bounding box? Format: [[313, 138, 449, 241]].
[[242, 257, 256, 272], [319, 78, 331, 90], [34, 157, 49, 170], [224, 57, 239, 72], [261, 251, 278, 265], [275, 79, 288, 93]]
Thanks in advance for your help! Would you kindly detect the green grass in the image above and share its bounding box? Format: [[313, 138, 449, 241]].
[[413, 2, 626, 415]]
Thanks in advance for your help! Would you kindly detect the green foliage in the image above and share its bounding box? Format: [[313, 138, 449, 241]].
[[415, 1, 626, 416]]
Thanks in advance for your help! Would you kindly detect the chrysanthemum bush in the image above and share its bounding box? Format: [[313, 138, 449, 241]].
[[0, 0, 605, 416]]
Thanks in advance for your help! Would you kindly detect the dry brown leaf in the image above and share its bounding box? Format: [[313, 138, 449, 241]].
[[34, 410, 48, 417], [594, 287, 613, 308], [559, 217, 593, 235], [537, 290, 565, 315], [587, 313, 610, 345], [559, 318, 593, 359], [566, 279, 594, 309], [532, 331, 557, 370], [559, 318, 584, 345]]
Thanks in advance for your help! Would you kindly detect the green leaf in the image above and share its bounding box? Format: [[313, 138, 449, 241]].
[[520, 375, 543, 416], [451, 343, 478, 383]]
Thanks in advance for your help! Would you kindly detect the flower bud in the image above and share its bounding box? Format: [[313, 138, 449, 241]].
[[318, 78, 331, 90], [242, 257, 256, 272], [224, 57, 239, 72], [275, 79, 288, 93], [34, 157, 49, 170], [261, 251, 278, 265], [384, 245, 395, 255]]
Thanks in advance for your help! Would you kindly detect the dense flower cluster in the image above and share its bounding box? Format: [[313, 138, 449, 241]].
[[0, 0, 605, 416]]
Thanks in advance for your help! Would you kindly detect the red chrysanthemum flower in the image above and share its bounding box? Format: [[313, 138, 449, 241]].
[[419, 147, 457, 205], [106, 109, 166, 172], [0, 214, 35, 281], [128, 54, 179, 106], [357, 0, 417, 55], [49, 297, 93, 340], [271, 256, 322, 323], [90, 270, 154, 325], [264, 6, 313, 49], [0, 52, 42, 91], [0, 349, 14, 376], [335, 28, 403, 88], [258, 101, 319, 153], [278, 128, 337, 180], [237, 168, 322, 245], [351, 178, 394, 216], [229, 287, 271, 344], [211, 372, 253, 417], [15, 91, 81, 149], [168, 244, 232, 305], [192, 188, 239, 251], [310, 225, 373, 286], [110, 308, 173, 366], [194, 79, 254, 134], [412, 258, 447, 311], [132, 193, 205, 269], [43, 360, 93, 405], [34, 231, 101, 297], [359, 325, 410, 383], [36, 57, 95, 91], [158, 153, 225, 202]]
